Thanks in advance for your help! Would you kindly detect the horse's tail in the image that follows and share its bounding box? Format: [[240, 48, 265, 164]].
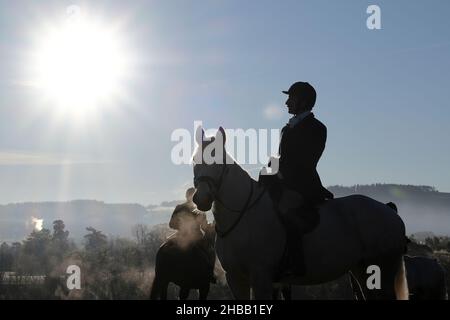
[[394, 256, 409, 300], [386, 201, 411, 254], [388, 201, 409, 299], [150, 270, 161, 300], [150, 248, 165, 300]]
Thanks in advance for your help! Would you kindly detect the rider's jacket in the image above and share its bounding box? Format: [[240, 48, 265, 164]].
[[278, 112, 333, 204]]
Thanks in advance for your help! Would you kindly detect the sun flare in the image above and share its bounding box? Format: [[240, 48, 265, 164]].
[[31, 11, 129, 118]]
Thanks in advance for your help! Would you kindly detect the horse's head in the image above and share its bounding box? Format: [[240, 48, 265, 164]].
[[192, 126, 227, 211]]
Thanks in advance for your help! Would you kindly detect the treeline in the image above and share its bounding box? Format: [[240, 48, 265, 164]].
[[422, 236, 450, 252], [329, 183, 442, 200], [328, 184, 448, 203], [1, 219, 449, 300], [0, 221, 232, 299]]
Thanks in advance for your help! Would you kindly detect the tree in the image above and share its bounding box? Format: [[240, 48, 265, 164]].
[[0, 242, 12, 271], [51, 220, 70, 259], [21, 228, 52, 274], [84, 227, 108, 252], [23, 229, 52, 254], [132, 224, 148, 246], [52, 220, 69, 242]]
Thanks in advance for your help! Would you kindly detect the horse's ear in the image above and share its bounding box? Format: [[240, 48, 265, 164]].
[[217, 126, 226, 145], [195, 126, 205, 145]]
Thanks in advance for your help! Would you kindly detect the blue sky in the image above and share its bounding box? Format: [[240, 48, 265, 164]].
[[0, 0, 449, 205]]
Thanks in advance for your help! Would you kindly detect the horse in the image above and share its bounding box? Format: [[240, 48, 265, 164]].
[[404, 255, 447, 300], [272, 283, 292, 300], [150, 206, 216, 300], [192, 127, 409, 300]]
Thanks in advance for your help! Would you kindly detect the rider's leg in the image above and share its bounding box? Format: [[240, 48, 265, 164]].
[[284, 220, 306, 276], [281, 203, 320, 276]]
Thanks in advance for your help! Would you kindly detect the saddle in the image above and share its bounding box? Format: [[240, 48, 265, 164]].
[[265, 181, 324, 234]]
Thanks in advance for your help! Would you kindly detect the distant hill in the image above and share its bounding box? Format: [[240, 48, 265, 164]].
[[0, 199, 183, 242], [329, 184, 450, 236], [1, 184, 449, 242]]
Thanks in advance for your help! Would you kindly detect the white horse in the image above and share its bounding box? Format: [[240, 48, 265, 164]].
[[192, 127, 409, 300]]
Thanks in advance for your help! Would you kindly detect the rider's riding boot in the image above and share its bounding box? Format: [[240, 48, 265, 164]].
[[285, 238, 306, 276], [283, 216, 306, 276]]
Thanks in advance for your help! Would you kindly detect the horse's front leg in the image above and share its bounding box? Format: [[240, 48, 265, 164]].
[[250, 269, 275, 300], [226, 272, 251, 299]]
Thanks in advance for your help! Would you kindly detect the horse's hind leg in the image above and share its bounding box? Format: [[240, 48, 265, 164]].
[[349, 272, 365, 300], [179, 287, 190, 300], [272, 284, 292, 300], [350, 266, 385, 300], [198, 283, 210, 300], [158, 280, 169, 300], [272, 287, 280, 300], [150, 274, 162, 300], [150, 274, 169, 300], [250, 270, 276, 300], [353, 254, 406, 300], [281, 285, 292, 300], [226, 272, 251, 300]]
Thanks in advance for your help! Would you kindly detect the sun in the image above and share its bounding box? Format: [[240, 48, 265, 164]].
[[31, 11, 129, 118]]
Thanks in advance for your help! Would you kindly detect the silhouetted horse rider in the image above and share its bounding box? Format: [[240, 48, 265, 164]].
[[260, 81, 333, 276]]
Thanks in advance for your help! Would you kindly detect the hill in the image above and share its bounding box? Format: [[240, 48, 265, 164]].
[[1, 184, 449, 242]]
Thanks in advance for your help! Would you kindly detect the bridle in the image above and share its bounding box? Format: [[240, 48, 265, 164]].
[[194, 164, 266, 238]]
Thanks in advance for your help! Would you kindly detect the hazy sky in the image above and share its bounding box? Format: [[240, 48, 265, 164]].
[[0, 0, 449, 205]]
